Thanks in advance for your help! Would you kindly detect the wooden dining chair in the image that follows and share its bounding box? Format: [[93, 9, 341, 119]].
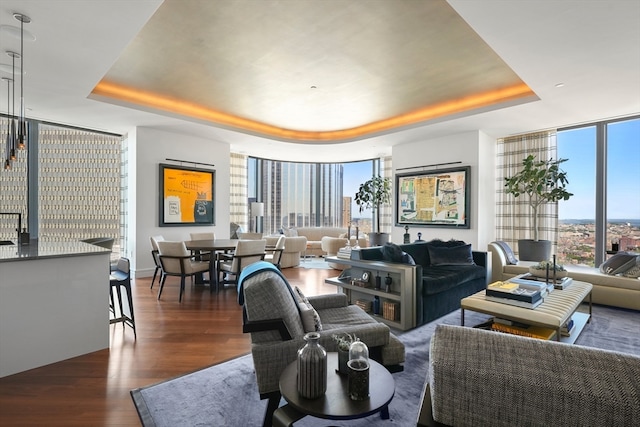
[[157, 241, 211, 302], [149, 235, 165, 289], [216, 239, 266, 289]]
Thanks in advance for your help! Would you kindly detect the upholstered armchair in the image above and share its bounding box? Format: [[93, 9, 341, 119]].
[[238, 261, 405, 426], [264, 235, 307, 268]]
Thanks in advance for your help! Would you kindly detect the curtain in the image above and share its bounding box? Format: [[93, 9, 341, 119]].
[[229, 152, 248, 233], [380, 155, 393, 234], [496, 130, 558, 255]]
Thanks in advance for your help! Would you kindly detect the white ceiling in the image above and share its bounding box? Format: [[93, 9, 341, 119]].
[[0, 0, 638, 163]]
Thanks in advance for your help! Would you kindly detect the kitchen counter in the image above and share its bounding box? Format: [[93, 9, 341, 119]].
[[0, 240, 111, 377]]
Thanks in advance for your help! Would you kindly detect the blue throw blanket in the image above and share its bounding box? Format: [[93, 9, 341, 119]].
[[237, 261, 291, 305]]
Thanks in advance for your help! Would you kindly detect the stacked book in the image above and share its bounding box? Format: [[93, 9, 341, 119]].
[[561, 316, 575, 337], [337, 247, 352, 259], [491, 317, 556, 340], [514, 273, 573, 290], [485, 280, 545, 309], [355, 299, 372, 313]]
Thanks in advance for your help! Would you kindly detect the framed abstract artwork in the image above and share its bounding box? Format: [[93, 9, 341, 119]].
[[395, 166, 470, 228], [159, 163, 215, 226]]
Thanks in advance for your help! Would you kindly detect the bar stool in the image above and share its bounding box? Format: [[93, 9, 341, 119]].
[[109, 257, 136, 338]]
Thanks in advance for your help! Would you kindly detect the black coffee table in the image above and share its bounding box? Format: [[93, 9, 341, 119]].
[[272, 353, 395, 427]]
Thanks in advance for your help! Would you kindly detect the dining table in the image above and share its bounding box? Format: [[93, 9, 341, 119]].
[[184, 239, 239, 290]]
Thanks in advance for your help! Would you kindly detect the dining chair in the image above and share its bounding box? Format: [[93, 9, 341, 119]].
[[264, 235, 285, 269], [109, 257, 136, 338], [149, 235, 165, 289], [189, 232, 216, 262], [157, 241, 211, 302], [216, 239, 266, 289]]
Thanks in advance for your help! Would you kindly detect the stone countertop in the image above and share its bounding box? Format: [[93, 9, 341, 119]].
[[0, 239, 111, 262]]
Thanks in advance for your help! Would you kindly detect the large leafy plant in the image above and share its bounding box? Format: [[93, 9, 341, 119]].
[[355, 176, 392, 234], [504, 155, 573, 241]]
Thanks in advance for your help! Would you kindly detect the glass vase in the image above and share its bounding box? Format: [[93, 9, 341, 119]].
[[297, 332, 327, 399]]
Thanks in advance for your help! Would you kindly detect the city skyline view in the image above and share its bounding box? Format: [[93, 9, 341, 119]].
[[558, 117, 639, 221]]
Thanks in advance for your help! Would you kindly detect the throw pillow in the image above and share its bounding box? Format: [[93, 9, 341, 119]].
[[622, 258, 640, 278], [599, 252, 638, 275], [428, 243, 475, 266], [382, 242, 404, 262], [294, 286, 322, 331], [494, 241, 519, 265], [381, 242, 415, 265], [298, 303, 317, 332]]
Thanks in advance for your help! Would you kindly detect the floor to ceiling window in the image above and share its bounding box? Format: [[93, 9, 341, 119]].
[[557, 116, 640, 267], [249, 157, 376, 235]]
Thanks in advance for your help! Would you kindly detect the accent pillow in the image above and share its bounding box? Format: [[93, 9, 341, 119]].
[[622, 258, 640, 278], [283, 228, 298, 237], [494, 241, 519, 265], [381, 242, 415, 265], [294, 286, 322, 331], [298, 303, 317, 332], [428, 243, 475, 266], [599, 252, 639, 275]]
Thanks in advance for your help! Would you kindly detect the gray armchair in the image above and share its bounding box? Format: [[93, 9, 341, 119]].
[[238, 261, 405, 427]]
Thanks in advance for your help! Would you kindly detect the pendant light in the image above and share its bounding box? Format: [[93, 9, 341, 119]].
[[2, 76, 11, 170], [14, 13, 30, 151], [9, 51, 18, 160]]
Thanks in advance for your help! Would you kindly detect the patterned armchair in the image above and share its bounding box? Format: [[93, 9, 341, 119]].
[[238, 261, 405, 427]]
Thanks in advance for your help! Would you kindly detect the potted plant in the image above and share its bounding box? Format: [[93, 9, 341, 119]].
[[333, 333, 356, 374], [504, 154, 573, 261], [354, 175, 392, 247]]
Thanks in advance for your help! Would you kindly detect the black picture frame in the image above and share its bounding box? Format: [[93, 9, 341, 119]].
[[395, 166, 470, 228], [159, 163, 215, 227]]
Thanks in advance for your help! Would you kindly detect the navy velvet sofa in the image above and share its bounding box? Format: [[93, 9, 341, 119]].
[[354, 240, 488, 326]]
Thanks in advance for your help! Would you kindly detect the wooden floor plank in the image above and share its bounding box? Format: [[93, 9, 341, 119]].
[[0, 264, 337, 426]]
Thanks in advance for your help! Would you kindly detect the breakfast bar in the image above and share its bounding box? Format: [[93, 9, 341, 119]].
[[0, 240, 111, 378]]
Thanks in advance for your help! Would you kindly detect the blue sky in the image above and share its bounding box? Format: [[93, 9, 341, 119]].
[[558, 118, 640, 220], [343, 118, 640, 222]]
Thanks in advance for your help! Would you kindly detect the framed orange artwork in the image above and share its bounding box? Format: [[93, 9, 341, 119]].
[[159, 163, 215, 226]]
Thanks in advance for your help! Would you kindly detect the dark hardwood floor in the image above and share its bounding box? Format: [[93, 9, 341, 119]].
[[0, 263, 337, 426]]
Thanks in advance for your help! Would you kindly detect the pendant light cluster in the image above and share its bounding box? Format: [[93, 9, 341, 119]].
[[3, 13, 31, 171]]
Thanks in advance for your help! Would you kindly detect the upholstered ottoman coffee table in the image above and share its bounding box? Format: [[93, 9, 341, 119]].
[[460, 280, 592, 344]]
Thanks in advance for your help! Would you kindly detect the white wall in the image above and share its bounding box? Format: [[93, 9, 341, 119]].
[[391, 131, 496, 251], [130, 127, 231, 277]]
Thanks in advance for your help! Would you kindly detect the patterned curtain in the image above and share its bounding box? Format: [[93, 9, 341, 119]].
[[496, 130, 558, 255], [380, 155, 393, 234], [229, 152, 248, 233]]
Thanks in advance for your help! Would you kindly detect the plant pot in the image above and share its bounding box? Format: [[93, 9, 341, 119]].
[[369, 232, 389, 247], [337, 348, 349, 375], [518, 239, 552, 262]]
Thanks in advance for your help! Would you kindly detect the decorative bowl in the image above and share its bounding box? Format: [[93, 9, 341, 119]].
[[529, 266, 568, 278]]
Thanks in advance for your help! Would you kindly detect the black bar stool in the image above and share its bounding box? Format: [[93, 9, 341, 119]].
[[109, 257, 136, 338]]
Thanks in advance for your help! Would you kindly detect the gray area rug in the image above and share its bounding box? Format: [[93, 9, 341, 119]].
[[131, 305, 639, 426]]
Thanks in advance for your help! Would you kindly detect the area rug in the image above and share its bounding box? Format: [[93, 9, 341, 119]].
[[131, 305, 639, 427], [299, 258, 334, 269]]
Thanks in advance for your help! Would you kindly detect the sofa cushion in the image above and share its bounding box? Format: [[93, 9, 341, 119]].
[[400, 242, 430, 267], [427, 243, 475, 266], [422, 264, 486, 295]]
